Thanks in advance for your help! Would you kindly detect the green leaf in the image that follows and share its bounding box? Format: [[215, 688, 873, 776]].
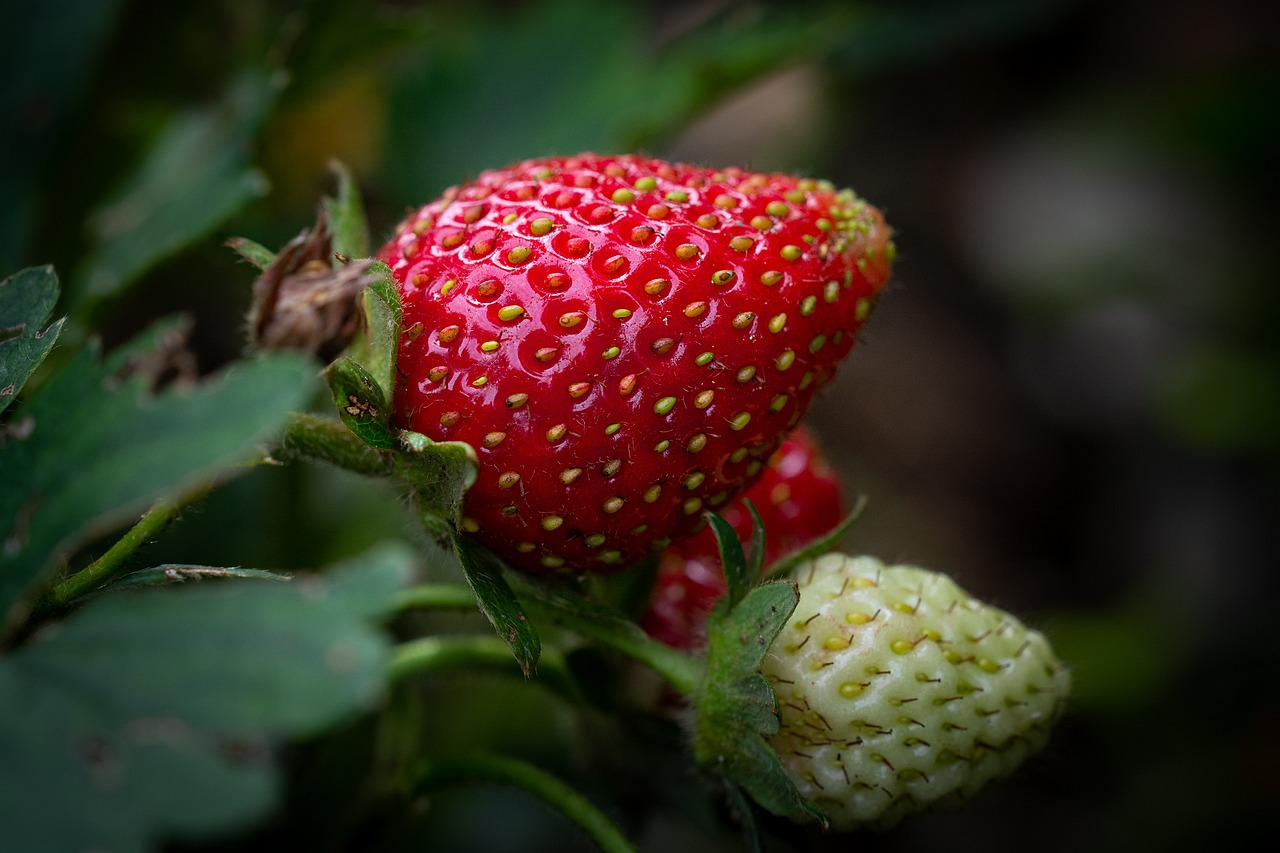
[[0, 549, 405, 852], [323, 160, 370, 261], [694, 581, 824, 825], [708, 512, 750, 610], [73, 70, 279, 308], [451, 532, 540, 677], [327, 355, 395, 450], [0, 328, 316, 631], [0, 265, 65, 415], [384, 0, 831, 205], [763, 494, 868, 581]]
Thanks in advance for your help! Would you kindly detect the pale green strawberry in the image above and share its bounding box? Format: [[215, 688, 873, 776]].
[[761, 554, 1070, 830]]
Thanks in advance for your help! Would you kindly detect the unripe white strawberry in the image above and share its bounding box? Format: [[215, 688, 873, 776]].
[[761, 554, 1069, 830]]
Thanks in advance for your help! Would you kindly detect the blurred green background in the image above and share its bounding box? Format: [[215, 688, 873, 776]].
[[5, 0, 1279, 850]]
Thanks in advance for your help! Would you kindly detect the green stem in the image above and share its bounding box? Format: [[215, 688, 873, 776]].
[[274, 411, 389, 476], [393, 582, 477, 613], [388, 635, 580, 701], [413, 754, 636, 853], [565, 616, 703, 700], [39, 483, 212, 611], [507, 574, 704, 699]]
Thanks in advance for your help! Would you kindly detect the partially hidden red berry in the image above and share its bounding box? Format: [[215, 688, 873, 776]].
[[642, 426, 847, 649], [379, 154, 893, 573]]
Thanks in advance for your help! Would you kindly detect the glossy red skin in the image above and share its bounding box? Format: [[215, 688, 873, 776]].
[[379, 154, 891, 573], [642, 427, 846, 649]]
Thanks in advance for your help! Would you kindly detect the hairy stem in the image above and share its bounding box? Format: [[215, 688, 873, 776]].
[[274, 411, 389, 476], [39, 483, 212, 611], [413, 754, 636, 853]]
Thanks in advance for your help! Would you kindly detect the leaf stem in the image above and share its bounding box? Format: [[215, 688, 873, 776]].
[[507, 574, 704, 699], [387, 635, 579, 701], [413, 754, 636, 853], [569, 616, 704, 700], [39, 483, 212, 611], [394, 582, 478, 613]]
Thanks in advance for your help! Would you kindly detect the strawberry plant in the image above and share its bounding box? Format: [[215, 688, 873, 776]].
[[0, 144, 1072, 849]]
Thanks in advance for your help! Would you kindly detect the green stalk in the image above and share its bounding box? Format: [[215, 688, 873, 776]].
[[388, 635, 580, 702], [393, 582, 477, 613], [413, 754, 636, 853], [560, 615, 704, 700], [38, 483, 211, 611], [274, 411, 389, 476], [507, 574, 705, 699]]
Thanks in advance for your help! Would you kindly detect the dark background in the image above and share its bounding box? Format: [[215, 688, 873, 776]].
[[6, 0, 1279, 850]]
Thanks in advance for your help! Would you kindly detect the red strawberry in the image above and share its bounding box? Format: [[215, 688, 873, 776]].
[[642, 426, 846, 649], [379, 154, 892, 573]]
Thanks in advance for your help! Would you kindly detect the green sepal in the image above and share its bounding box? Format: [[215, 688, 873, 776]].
[[326, 355, 395, 450], [743, 499, 767, 580], [393, 429, 477, 534], [694, 580, 827, 827], [354, 261, 402, 408], [323, 160, 370, 261], [763, 494, 868, 581], [0, 265, 65, 416], [450, 532, 540, 677], [707, 512, 750, 610]]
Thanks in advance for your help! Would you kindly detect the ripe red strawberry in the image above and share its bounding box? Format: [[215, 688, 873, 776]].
[[379, 154, 893, 573], [642, 426, 847, 649]]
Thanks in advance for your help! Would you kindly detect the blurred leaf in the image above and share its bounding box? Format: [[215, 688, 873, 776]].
[[0, 265, 65, 415], [73, 70, 280, 308], [452, 533, 540, 677], [327, 355, 395, 450], [0, 327, 316, 630], [0, 549, 406, 852], [383, 0, 831, 204], [0, 0, 124, 272], [315, 539, 419, 621], [1158, 347, 1280, 456]]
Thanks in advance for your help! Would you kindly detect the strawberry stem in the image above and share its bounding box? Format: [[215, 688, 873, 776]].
[[275, 411, 390, 476], [35, 482, 213, 614], [506, 573, 705, 699], [393, 582, 477, 613], [388, 635, 580, 701], [412, 754, 636, 853]]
